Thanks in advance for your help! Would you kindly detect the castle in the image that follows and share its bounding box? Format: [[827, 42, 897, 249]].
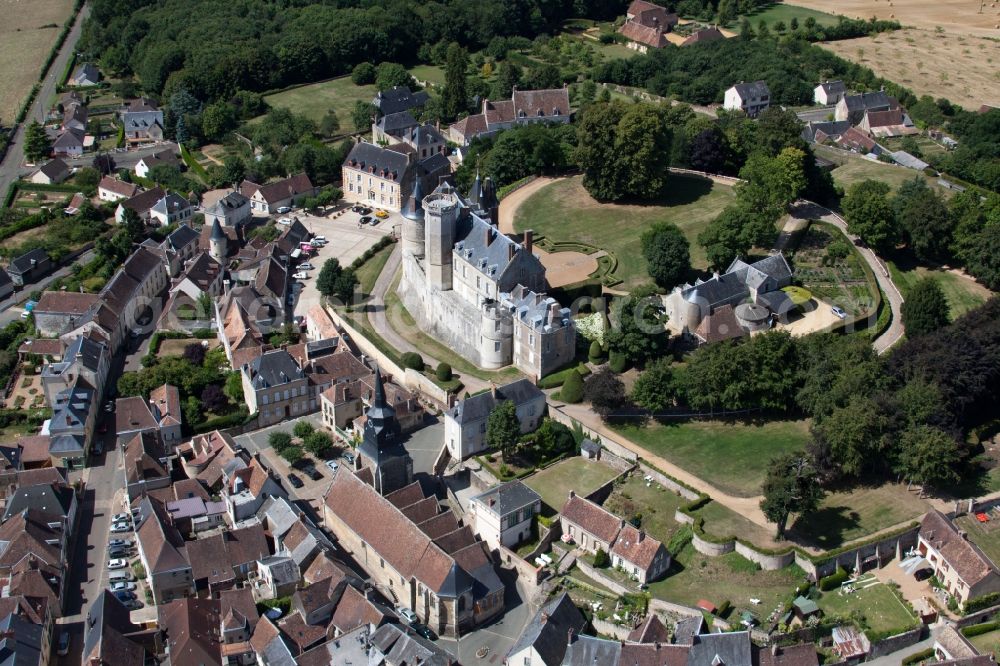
[[398, 175, 576, 378]]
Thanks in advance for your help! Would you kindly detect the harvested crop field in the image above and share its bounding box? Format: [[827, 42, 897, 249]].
[[789, 0, 1000, 37], [820, 28, 1000, 110], [0, 0, 75, 121]]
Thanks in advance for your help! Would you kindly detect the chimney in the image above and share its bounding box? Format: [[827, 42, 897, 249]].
[[638, 529, 645, 542], [771, 644, 779, 656], [567, 628, 575, 646], [508, 243, 516, 262], [524, 229, 533, 254], [485, 226, 493, 247], [569, 490, 576, 499]]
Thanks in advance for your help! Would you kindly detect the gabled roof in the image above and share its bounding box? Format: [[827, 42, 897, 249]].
[[619, 21, 669, 48], [34, 158, 70, 181], [135, 497, 189, 574], [120, 186, 166, 214], [507, 592, 585, 665], [816, 80, 846, 96], [72, 62, 100, 83], [240, 173, 313, 205], [2, 483, 74, 524], [730, 80, 770, 99], [840, 90, 897, 112], [8, 249, 49, 275], [562, 634, 622, 666], [123, 432, 168, 485], [163, 223, 201, 253], [369, 622, 454, 666], [610, 524, 667, 570], [377, 110, 419, 133], [34, 290, 99, 315], [159, 598, 223, 666], [329, 584, 391, 634], [151, 192, 192, 216], [921, 510, 997, 587], [149, 384, 182, 427], [628, 614, 670, 644], [342, 141, 409, 181], [560, 493, 622, 544], [220, 587, 259, 634], [688, 631, 752, 666], [246, 349, 305, 388], [681, 26, 725, 46], [472, 480, 541, 517], [448, 378, 543, 425], [372, 86, 430, 116], [52, 128, 84, 148]]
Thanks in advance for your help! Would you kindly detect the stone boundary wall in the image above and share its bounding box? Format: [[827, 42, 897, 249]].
[[403, 368, 451, 409], [639, 463, 701, 502], [599, 448, 635, 473], [954, 604, 1000, 628], [692, 532, 735, 557], [648, 598, 705, 620], [734, 542, 797, 571], [498, 544, 545, 586], [583, 468, 632, 507], [575, 558, 634, 597], [866, 627, 925, 660], [674, 509, 695, 526], [547, 405, 638, 464], [592, 618, 634, 640]]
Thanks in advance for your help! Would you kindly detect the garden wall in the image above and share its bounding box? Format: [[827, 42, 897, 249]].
[[498, 544, 546, 587], [403, 367, 451, 409], [955, 605, 1000, 628], [599, 448, 635, 473], [691, 532, 735, 557], [734, 541, 796, 571], [592, 618, 634, 640], [575, 559, 634, 597], [648, 598, 705, 620], [583, 469, 631, 506], [639, 463, 702, 502], [866, 627, 924, 660], [547, 405, 638, 464]]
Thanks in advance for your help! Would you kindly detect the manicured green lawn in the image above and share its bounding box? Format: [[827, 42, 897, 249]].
[[737, 3, 841, 30], [603, 474, 688, 544], [693, 501, 790, 549], [969, 628, 1000, 655], [813, 145, 946, 194], [613, 420, 811, 497], [262, 76, 377, 130], [887, 260, 993, 320], [816, 579, 916, 634], [408, 65, 445, 87], [513, 175, 736, 290], [647, 540, 806, 614], [955, 515, 1000, 568], [524, 457, 621, 514], [354, 243, 395, 299]]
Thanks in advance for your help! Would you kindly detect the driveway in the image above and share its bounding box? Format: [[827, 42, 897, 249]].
[[289, 209, 392, 314]]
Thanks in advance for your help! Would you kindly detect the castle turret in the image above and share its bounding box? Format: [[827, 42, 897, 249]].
[[401, 178, 426, 258], [209, 218, 227, 262], [480, 300, 512, 369], [423, 190, 460, 291], [480, 177, 499, 223], [468, 170, 483, 209]]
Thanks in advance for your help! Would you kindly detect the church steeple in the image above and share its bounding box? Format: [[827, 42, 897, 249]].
[[362, 367, 400, 452], [357, 366, 410, 495]]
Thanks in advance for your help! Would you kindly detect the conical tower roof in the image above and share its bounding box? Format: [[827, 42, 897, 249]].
[[468, 170, 483, 206], [210, 217, 226, 241], [402, 178, 425, 221]]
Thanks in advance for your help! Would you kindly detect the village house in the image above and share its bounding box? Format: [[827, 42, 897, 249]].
[[240, 348, 314, 426], [82, 591, 151, 665], [469, 480, 542, 551], [444, 379, 545, 460], [222, 457, 287, 523], [122, 431, 171, 501], [28, 158, 70, 185], [504, 592, 585, 666], [134, 496, 195, 604], [32, 291, 99, 337], [62, 104, 88, 133], [560, 491, 624, 554], [114, 383, 182, 451], [448, 88, 571, 146], [917, 510, 1000, 606], [51, 128, 84, 157], [134, 146, 181, 179], [609, 523, 671, 584], [239, 173, 315, 215], [7, 249, 52, 287], [372, 86, 430, 117], [204, 190, 252, 228], [158, 224, 202, 277], [115, 186, 166, 223], [724, 81, 771, 117], [618, 0, 678, 52], [98, 176, 139, 202], [149, 192, 194, 227], [681, 26, 725, 46], [305, 305, 339, 343], [319, 362, 421, 435], [120, 98, 165, 144], [41, 334, 109, 411], [0, 269, 12, 301], [814, 80, 847, 105], [834, 90, 899, 124], [69, 62, 101, 86]]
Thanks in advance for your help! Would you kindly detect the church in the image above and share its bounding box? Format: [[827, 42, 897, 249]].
[[355, 367, 413, 495]]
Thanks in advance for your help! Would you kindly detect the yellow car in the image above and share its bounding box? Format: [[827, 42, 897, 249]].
[[374, 209, 389, 219]]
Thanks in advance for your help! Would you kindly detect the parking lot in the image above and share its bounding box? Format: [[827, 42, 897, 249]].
[[287, 206, 398, 315]]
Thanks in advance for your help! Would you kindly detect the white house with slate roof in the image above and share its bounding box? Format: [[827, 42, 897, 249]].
[[505, 592, 585, 666], [470, 479, 542, 550], [814, 80, 847, 105], [444, 379, 545, 460], [341, 140, 450, 213], [240, 349, 313, 426], [203, 191, 251, 228], [724, 81, 771, 117]]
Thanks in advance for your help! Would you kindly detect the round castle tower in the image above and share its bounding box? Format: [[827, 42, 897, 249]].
[[480, 300, 513, 369], [209, 218, 227, 262], [401, 178, 426, 258], [422, 190, 460, 291]]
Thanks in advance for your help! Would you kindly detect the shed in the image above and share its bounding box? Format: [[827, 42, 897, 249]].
[[580, 439, 601, 460], [696, 599, 716, 614], [792, 596, 820, 620]]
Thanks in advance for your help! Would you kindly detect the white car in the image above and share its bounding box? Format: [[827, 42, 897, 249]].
[[325, 460, 339, 471], [831, 306, 847, 319], [292, 272, 309, 280], [298, 262, 314, 271], [112, 513, 131, 523], [111, 522, 131, 533], [107, 558, 128, 570], [277, 217, 291, 225], [396, 607, 418, 624], [312, 235, 326, 242], [276, 206, 292, 214], [109, 581, 137, 592]]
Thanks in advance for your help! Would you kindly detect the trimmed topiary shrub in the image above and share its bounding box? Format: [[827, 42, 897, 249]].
[[588, 340, 604, 363], [436, 362, 452, 381], [593, 548, 609, 568], [560, 369, 584, 403], [819, 566, 849, 591], [608, 350, 627, 373], [401, 352, 424, 371]]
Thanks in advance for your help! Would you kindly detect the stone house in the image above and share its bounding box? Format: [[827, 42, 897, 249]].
[[159, 252, 224, 332], [372, 86, 429, 117], [134, 496, 194, 604], [814, 80, 847, 106], [448, 88, 571, 146], [158, 224, 202, 277], [559, 491, 624, 554], [256, 555, 299, 599], [917, 510, 1000, 606], [122, 431, 171, 501], [204, 191, 251, 228], [609, 524, 671, 584], [504, 592, 585, 666], [444, 379, 545, 460], [7, 249, 52, 287], [503, 285, 576, 379], [69, 62, 100, 86], [239, 173, 315, 215], [469, 480, 542, 551], [51, 129, 84, 157], [149, 192, 194, 227], [834, 91, 899, 125], [724, 81, 771, 117], [115, 383, 182, 451], [98, 176, 139, 203], [120, 99, 164, 145], [32, 291, 99, 337], [115, 187, 166, 223], [29, 158, 70, 185], [62, 104, 88, 133], [618, 0, 678, 52], [319, 365, 422, 435], [341, 141, 450, 213], [240, 348, 315, 426], [41, 334, 109, 408], [222, 458, 287, 523]]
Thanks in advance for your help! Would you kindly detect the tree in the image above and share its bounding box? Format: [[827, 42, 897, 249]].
[[375, 62, 412, 91], [759, 452, 824, 538], [120, 207, 145, 243], [560, 369, 584, 403], [841, 180, 899, 252], [901, 277, 950, 337], [279, 445, 304, 465], [593, 547, 610, 567], [631, 358, 674, 413], [293, 421, 315, 438], [809, 395, 894, 479], [93, 153, 116, 175], [435, 362, 452, 381], [442, 43, 469, 120], [642, 222, 691, 288], [736, 147, 807, 216], [688, 127, 731, 174], [201, 101, 237, 142], [584, 368, 627, 418], [268, 431, 292, 451], [319, 110, 340, 138], [24, 121, 50, 163], [220, 156, 247, 188], [316, 258, 358, 304], [486, 399, 520, 462], [606, 287, 668, 366], [588, 340, 604, 363], [401, 352, 424, 371], [532, 418, 575, 460], [577, 101, 625, 201], [614, 104, 673, 200], [304, 430, 333, 457], [224, 372, 244, 403], [351, 100, 374, 133], [491, 61, 521, 100], [698, 204, 775, 270], [351, 62, 376, 85], [523, 63, 561, 90], [894, 178, 954, 262], [75, 167, 102, 192], [897, 425, 962, 490], [201, 384, 228, 412], [182, 343, 206, 366]]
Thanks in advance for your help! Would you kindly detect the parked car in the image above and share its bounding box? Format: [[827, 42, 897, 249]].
[[298, 262, 314, 271], [276, 206, 291, 214], [112, 513, 131, 523], [277, 217, 292, 225], [113, 590, 136, 602], [343, 451, 355, 465], [108, 539, 132, 548], [374, 210, 389, 219], [351, 205, 363, 213], [108, 546, 131, 559], [324, 460, 339, 472], [831, 306, 847, 319], [300, 462, 322, 481], [292, 272, 309, 280], [410, 621, 435, 640], [109, 581, 137, 592], [123, 599, 144, 610], [110, 522, 131, 533], [358, 207, 372, 216], [107, 558, 128, 570], [313, 235, 327, 242], [359, 216, 373, 225], [93, 441, 103, 455], [104, 401, 114, 412], [287, 474, 303, 489], [396, 607, 418, 624], [57, 631, 70, 656], [370, 218, 381, 226]]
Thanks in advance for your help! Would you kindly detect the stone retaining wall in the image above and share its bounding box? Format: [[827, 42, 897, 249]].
[[575, 559, 635, 597], [691, 532, 735, 557], [866, 627, 925, 660], [734, 541, 796, 571], [592, 618, 634, 640], [498, 544, 545, 586], [648, 598, 704, 619], [639, 463, 701, 502]]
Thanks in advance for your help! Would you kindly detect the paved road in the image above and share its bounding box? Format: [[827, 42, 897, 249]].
[[0, 5, 90, 197], [795, 105, 838, 124]]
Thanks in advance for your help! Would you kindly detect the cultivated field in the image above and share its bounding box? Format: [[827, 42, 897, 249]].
[[820, 29, 1000, 110], [790, 0, 1000, 37], [0, 0, 75, 122], [261, 76, 378, 130]]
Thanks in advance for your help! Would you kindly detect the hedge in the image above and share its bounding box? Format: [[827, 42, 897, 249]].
[[819, 566, 849, 591], [902, 648, 934, 665], [0, 212, 49, 243], [537, 363, 591, 389], [962, 621, 1000, 637], [348, 235, 396, 271], [401, 351, 424, 371], [193, 409, 252, 434], [965, 592, 1000, 614]]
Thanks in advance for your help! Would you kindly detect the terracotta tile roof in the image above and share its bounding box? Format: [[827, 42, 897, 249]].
[[159, 598, 223, 666], [187, 534, 235, 587], [865, 107, 905, 128], [35, 291, 99, 315], [16, 467, 65, 487], [278, 612, 327, 654], [628, 614, 670, 643], [306, 305, 339, 340], [136, 500, 189, 574], [173, 478, 210, 501], [16, 436, 53, 467], [416, 511, 460, 540], [8, 566, 60, 613], [115, 396, 157, 435], [620, 643, 688, 666], [293, 575, 342, 616], [433, 526, 477, 555], [330, 585, 389, 634], [226, 524, 270, 569], [123, 431, 168, 485], [611, 524, 667, 571], [401, 497, 440, 524], [324, 469, 465, 596], [98, 177, 139, 198], [619, 20, 669, 48], [385, 482, 425, 509], [305, 351, 371, 385], [281, 520, 312, 552], [0, 510, 62, 570], [240, 173, 314, 206], [682, 26, 725, 46], [303, 551, 351, 586], [838, 127, 878, 152], [149, 384, 182, 427], [921, 510, 997, 587], [219, 587, 259, 633], [561, 493, 623, 545], [450, 113, 488, 140], [17, 338, 63, 357]]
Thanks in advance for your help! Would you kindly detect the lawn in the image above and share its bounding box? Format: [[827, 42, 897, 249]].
[[813, 145, 946, 194], [157, 338, 221, 358], [969, 628, 1000, 655], [612, 419, 811, 498], [788, 484, 928, 550], [736, 3, 842, 30], [0, 0, 75, 122], [647, 539, 806, 615], [354, 243, 395, 299], [954, 514, 1000, 569], [887, 260, 992, 320], [513, 175, 736, 291], [815, 578, 916, 635], [693, 500, 791, 549], [603, 474, 688, 544], [261, 76, 377, 131], [408, 65, 445, 87], [523, 457, 621, 514]]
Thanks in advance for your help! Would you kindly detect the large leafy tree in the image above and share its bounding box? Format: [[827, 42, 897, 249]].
[[736, 146, 807, 216], [688, 127, 731, 174], [630, 358, 674, 413], [698, 204, 776, 269], [841, 180, 898, 252], [760, 452, 825, 538], [901, 277, 949, 338], [894, 178, 954, 262], [316, 258, 358, 305], [24, 121, 51, 163], [441, 43, 469, 120], [375, 62, 412, 92], [641, 222, 690, 289], [896, 425, 962, 491], [486, 399, 520, 462], [576, 101, 626, 201], [606, 287, 669, 366], [584, 368, 627, 418]]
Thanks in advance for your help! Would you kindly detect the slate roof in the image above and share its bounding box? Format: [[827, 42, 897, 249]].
[[246, 349, 305, 388], [159, 598, 222, 666], [802, 120, 851, 143], [503, 286, 570, 333], [680, 253, 792, 308], [688, 631, 753, 666], [560, 494, 622, 544], [34, 158, 70, 182], [240, 173, 313, 205], [52, 128, 84, 149], [205, 191, 249, 216], [369, 622, 454, 666], [921, 510, 997, 587], [83, 591, 145, 666], [8, 249, 49, 276], [58, 334, 105, 372], [122, 109, 163, 133], [817, 80, 846, 96], [342, 141, 409, 181], [120, 187, 166, 214], [163, 223, 201, 253], [377, 110, 419, 133], [151, 192, 192, 217], [372, 86, 430, 116], [562, 634, 622, 666], [0, 609, 44, 665], [449, 378, 543, 425], [840, 91, 897, 112], [731, 80, 770, 100], [405, 123, 447, 148], [507, 592, 585, 666], [472, 480, 541, 517], [72, 62, 100, 84], [2, 484, 74, 523]]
